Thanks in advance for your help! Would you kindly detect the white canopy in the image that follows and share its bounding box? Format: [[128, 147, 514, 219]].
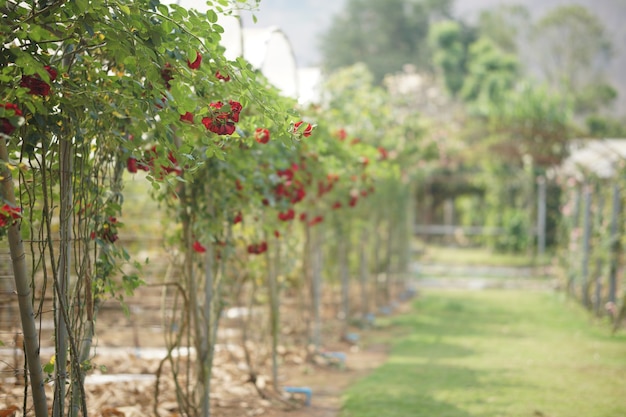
[[160, 1, 299, 98], [560, 139, 626, 179], [239, 26, 298, 98], [296, 67, 322, 106]]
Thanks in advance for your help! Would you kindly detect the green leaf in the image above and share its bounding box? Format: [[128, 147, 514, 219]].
[[43, 361, 55, 374], [169, 3, 188, 18], [156, 4, 169, 16], [214, 149, 226, 160], [75, 0, 88, 13], [207, 9, 218, 23]]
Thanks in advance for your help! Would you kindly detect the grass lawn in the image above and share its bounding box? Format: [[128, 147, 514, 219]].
[[417, 244, 551, 267], [342, 290, 626, 417]]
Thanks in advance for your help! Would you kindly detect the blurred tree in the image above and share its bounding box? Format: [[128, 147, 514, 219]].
[[477, 4, 531, 53], [469, 83, 573, 253], [532, 5, 614, 116], [319, 0, 453, 83], [487, 82, 572, 168], [460, 38, 518, 108], [586, 114, 626, 137], [428, 20, 472, 96], [429, 21, 517, 108], [575, 82, 618, 115]]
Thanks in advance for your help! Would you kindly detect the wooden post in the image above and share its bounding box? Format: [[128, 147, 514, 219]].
[[581, 185, 592, 308], [608, 183, 620, 305], [567, 185, 582, 296], [310, 225, 322, 350], [338, 222, 351, 336], [593, 185, 605, 316], [536, 176, 547, 257], [359, 227, 370, 321]]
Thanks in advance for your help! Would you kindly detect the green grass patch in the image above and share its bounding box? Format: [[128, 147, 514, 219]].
[[341, 290, 626, 417], [418, 244, 551, 267]]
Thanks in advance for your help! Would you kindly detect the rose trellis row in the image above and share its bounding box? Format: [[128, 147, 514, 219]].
[[554, 148, 625, 332], [0, 1, 421, 416]]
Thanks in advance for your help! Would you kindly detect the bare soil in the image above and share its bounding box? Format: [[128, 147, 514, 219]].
[[0, 285, 408, 417]]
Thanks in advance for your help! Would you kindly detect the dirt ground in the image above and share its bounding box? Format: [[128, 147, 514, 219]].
[[0, 286, 412, 417], [81, 334, 390, 417]]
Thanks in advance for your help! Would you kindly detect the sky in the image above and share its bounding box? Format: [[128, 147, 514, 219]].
[[239, 0, 347, 67]]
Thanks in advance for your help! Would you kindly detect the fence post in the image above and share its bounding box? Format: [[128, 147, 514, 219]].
[[567, 185, 582, 296], [608, 183, 621, 305], [593, 184, 605, 316], [537, 176, 547, 257], [581, 185, 592, 308]]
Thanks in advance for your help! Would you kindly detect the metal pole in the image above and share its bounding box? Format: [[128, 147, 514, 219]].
[[537, 176, 547, 256]]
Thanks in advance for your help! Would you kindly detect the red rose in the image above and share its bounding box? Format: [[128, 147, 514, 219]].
[[20, 66, 57, 96], [216, 71, 230, 81], [332, 202, 342, 210], [233, 212, 243, 224], [1, 119, 14, 135], [290, 187, 306, 204], [0, 103, 22, 135], [277, 168, 294, 181], [20, 66, 58, 96], [229, 100, 242, 113], [187, 51, 202, 70], [278, 209, 295, 221], [229, 100, 242, 122], [293, 121, 313, 137], [202, 116, 236, 135], [45, 66, 58, 81], [180, 112, 194, 123], [247, 241, 268, 255], [161, 63, 173, 89], [167, 151, 177, 165], [192, 240, 207, 253], [308, 215, 324, 227], [127, 158, 138, 173], [202, 101, 241, 135], [210, 101, 224, 110], [254, 128, 270, 144], [0, 204, 21, 224]]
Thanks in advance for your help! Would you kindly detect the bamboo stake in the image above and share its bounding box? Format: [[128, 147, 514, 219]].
[[0, 136, 49, 417]]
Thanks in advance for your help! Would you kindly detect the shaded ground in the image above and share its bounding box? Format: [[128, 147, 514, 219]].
[[0, 286, 407, 417]]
